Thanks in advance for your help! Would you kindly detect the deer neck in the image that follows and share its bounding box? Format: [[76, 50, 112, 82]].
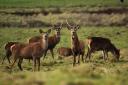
[[55, 32, 60, 42], [110, 44, 118, 56], [71, 34, 79, 49], [41, 38, 48, 50]]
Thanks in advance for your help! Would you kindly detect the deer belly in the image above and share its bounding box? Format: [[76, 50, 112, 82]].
[[20, 49, 33, 58]]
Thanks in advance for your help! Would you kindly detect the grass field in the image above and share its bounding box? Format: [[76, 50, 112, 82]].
[[0, 0, 127, 8], [0, 0, 128, 85], [0, 27, 128, 85]]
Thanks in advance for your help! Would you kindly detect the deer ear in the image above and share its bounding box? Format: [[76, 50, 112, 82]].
[[47, 29, 51, 34], [39, 29, 44, 34]]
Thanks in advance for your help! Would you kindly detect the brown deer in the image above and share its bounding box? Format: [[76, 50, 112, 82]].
[[2, 42, 19, 64], [85, 37, 120, 61], [57, 47, 72, 59], [9, 29, 51, 71], [29, 23, 62, 60], [66, 21, 85, 66]]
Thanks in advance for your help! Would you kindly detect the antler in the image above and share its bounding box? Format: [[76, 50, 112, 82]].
[[66, 19, 74, 30], [66, 19, 80, 30], [53, 22, 63, 29]]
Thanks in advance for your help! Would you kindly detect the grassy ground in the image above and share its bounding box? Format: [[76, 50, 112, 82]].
[[0, 27, 128, 85], [0, 0, 127, 8]]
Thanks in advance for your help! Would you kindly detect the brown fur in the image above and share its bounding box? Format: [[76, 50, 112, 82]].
[[9, 29, 51, 71], [2, 42, 19, 64], [85, 37, 120, 61], [29, 23, 62, 60], [66, 21, 85, 66], [57, 47, 72, 59]]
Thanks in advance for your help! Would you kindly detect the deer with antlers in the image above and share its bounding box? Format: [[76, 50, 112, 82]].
[[9, 29, 51, 71], [66, 20, 85, 66], [29, 23, 62, 60], [85, 37, 120, 61]]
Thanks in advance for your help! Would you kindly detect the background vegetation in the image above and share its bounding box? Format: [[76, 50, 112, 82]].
[[0, 27, 128, 85], [0, 0, 128, 85], [0, 0, 127, 8]]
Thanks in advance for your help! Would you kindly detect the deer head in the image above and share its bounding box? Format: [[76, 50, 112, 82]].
[[52, 22, 63, 38], [66, 20, 80, 39], [40, 29, 51, 40], [114, 49, 120, 61]]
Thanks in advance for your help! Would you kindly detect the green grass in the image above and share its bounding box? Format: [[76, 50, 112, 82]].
[[0, 27, 128, 85], [0, 0, 127, 8]]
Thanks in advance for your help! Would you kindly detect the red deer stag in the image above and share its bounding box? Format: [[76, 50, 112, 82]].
[[2, 42, 19, 64], [57, 47, 72, 59], [85, 37, 120, 61], [9, 29, 51, 71], [29, 23, 62, 60], [66, 21, 85, 66]]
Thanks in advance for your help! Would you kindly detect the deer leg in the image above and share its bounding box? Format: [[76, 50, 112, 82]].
[[9, 57, 17, 69], [33, 57, 36, 71], [78, 55, 80, 64], [73, 55, 76, 66], [2, 51, 11, 64], [88, 53, 91, 62], [50, 49, 54, 59], [103, 50, 106, 61], [85, 48, 90, 61], [7, 51, 11, 64], [7, 57, 11, 64], [85, 52, 88, 62], [81, 54, 84, 63], [43, 50, 48, 60], [17, 58, 23, 71], [37, 58, 40, 71], [105, 51, 108, 60], [86, 49, 92, 62], [1, 55, 6, 64]]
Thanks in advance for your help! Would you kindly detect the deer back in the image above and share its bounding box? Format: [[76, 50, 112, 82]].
[[57, 47, 72, 56], [29, 36, 42, 43], [11, 29, 51, 59], [86, 37, 112, 51]]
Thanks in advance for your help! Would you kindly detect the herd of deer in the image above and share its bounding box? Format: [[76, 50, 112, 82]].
[[1, 21, 120, 71]]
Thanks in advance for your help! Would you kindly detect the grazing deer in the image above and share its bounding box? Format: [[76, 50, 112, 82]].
[[85, 37, 120, 61], [57, 47, 72, 59], [2, 42, 19, 64], [9, 29, 51, 71], [66, 21, 85, 66], [29, 23, 62, 60]]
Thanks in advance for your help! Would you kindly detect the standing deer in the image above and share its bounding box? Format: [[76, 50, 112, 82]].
[[9, 29, 51, 71], [85, 37, 120, 61], [2, 42, 19, 64], [29, 23, 62, 60], [66, 21, 85, 66]]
